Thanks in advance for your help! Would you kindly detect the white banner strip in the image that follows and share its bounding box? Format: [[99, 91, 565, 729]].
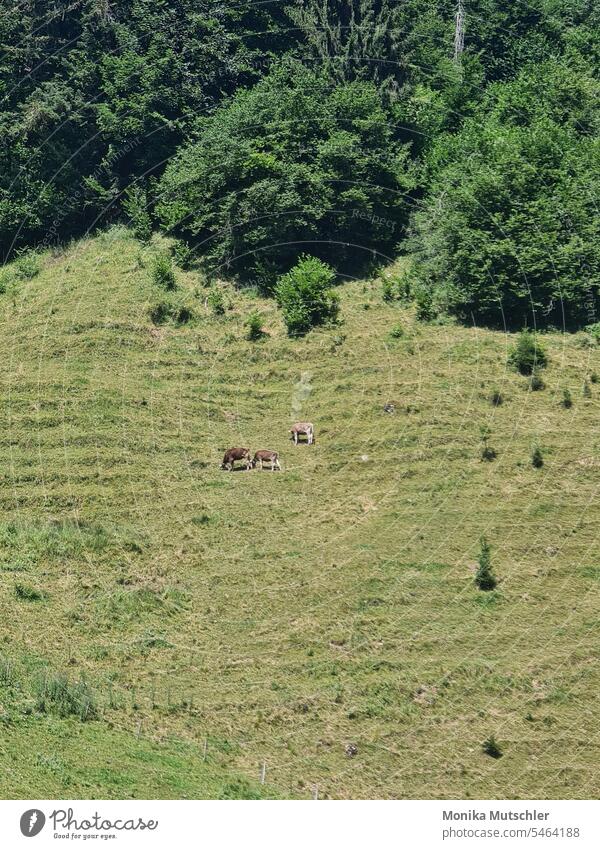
[[1, 800, 597, 848]]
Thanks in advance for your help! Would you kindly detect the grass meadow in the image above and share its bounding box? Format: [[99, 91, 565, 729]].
[[0, 228, 599, 798]]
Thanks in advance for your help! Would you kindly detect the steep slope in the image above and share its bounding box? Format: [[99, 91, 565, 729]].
[[0, 228, 599, 798]]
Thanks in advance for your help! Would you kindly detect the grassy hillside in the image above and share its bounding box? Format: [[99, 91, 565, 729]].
[[0, 228, 599, 799]]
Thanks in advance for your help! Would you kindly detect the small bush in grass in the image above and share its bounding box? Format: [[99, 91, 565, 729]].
[[172, 304, 194, 325], [192, 514, 212, 527], [561, 388, 573, 409], [475, 536, 497, 591], [382, 278, 395, 302], [585, 322, 600, 343], [245, 311, 264, 341], [591, 372, 599, 384], [0, 268, 15, 295], [413, 283, 435, 322], [149, 301, 170, 325], [34, 673, 97, 721], [490, 390, 503, 406], [275, 255, 338, 337], [395, 269, 411, 302], [482, 735, 503, 759], [123, 185, 152, 242], [151, 253, 176, 290], [208, 287, 226, 316], [575, 332, 596, 349], [14, 250, 41, 280], [531, 444, 544, 468], [389, 323, 404, 339], [330, 333, 346, 351], [171, 239, 195, 270], [528, 369, 545, 391], [15, 583, 47, 601], [479, 426, 496, 462], [150, 297, 194, 326], [508, 331, 548, 375], [583, 380, 592, 399]]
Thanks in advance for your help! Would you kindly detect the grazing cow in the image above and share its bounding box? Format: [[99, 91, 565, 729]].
[[221, 447, 252, 471], [290, 421, 314, 445], [253, 450, 281, 471]]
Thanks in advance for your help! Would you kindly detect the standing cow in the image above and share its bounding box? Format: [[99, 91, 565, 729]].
[[290, 422, 314, 445], [253, 450, 281, 471], [221, 447, 252, 471]]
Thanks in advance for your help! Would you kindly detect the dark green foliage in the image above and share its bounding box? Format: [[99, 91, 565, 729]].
[[245, 312, 264, 341], [528, 370, 546, 392], [151, 253, 176, 291], [157, 60, 413, 282], [14, 250, 42, 280], [389, 324, 404, 339], [123, 186, 152, 243], [585, 323, 600, 343], [382, 278, 395, 303], [149, 302, 170, 326], [591, 372, 599, 384], [0, 1, 291, 255], [490, 391, 503, 406], [150, 299, 194, 327], [482, 735, 503, 759], [208, 288, 226, 316], [14, 583, 47, 602], [561, 388, 573, 409], [171, 240, 195, 271], [475, 537, 497, 590], [275, 255, 338, 336], [531, 445, 544, 468], [286, 0, 397, 86], [410, 59, 600, 329], [171, 304, 194, 326], [508, 332, 548, 376], [1, 0, 599, 336]]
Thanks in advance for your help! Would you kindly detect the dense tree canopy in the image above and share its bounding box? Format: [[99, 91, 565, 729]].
[[1, 0, 599, 328], [0, 0, 290, 253], [156, 60, 413, 283], [410, 59, 600, 328]]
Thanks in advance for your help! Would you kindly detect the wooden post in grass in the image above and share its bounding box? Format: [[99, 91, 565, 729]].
[[260, 762, 266, 785], [312, 785, 319, 800], [203, 738, 208, 762]]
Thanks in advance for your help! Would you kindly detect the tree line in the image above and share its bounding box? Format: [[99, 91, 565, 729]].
[[1, 0, 599, 328]]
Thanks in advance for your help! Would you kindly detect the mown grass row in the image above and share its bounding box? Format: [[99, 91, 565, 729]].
[[0, 230, 599, 798]]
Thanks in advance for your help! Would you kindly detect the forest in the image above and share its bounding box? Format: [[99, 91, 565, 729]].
[[1, 0, 599, 328]]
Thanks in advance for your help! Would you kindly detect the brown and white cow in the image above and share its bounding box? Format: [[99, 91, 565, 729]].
[[290, 421, 314, 445], [253, 449, 281, 471], [221, 447, 252, 471]]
